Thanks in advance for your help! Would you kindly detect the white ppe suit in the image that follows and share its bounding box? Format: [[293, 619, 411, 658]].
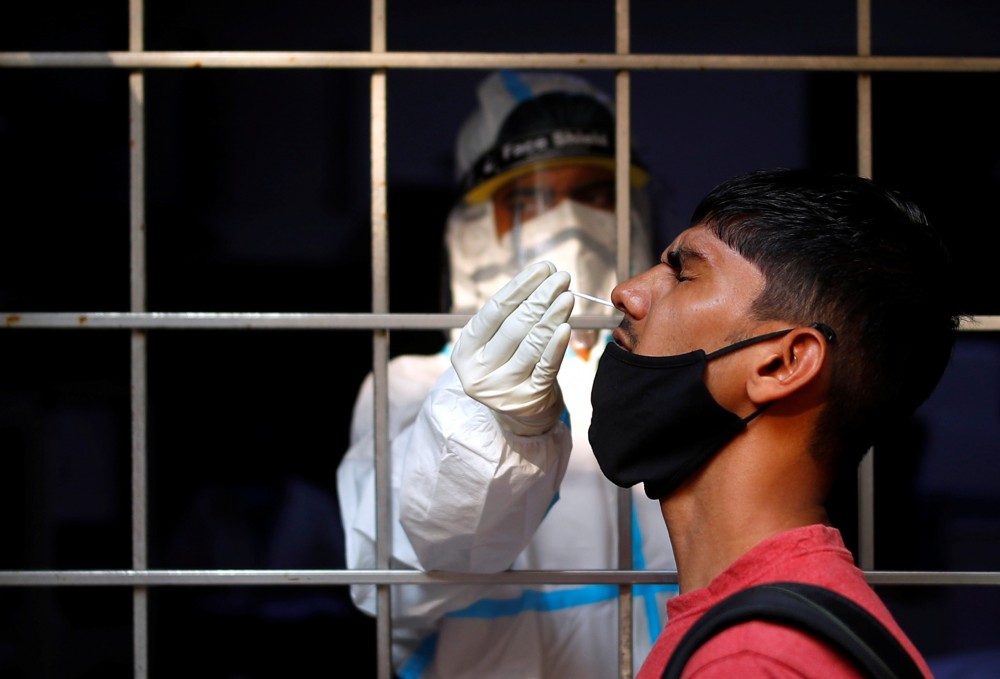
[[337, 199, 678, 678]]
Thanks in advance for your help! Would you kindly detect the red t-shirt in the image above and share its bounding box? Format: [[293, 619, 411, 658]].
[[636, 524, 933, 678]]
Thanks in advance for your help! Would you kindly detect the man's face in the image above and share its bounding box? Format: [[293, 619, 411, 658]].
[[610, 224, 766, 359], [490, 164, 615, 238]]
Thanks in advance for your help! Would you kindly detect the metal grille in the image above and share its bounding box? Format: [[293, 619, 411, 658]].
[[2, 1, 999, 678]]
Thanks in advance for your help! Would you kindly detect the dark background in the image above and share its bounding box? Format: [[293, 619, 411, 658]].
[[1, 1, 999, 677]]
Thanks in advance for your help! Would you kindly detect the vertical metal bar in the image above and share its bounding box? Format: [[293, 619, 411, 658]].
[[614, 0, 632, 284], [615, 2, 635, 676], [856, 0, 876, 571], [858, 450, 875, 570], [370, 2, 392, 679], [857, 0, 874, 180], [128, 2, 149, 679]]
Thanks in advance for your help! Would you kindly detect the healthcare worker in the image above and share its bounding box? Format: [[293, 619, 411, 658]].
[[337, 70, 677, 679]]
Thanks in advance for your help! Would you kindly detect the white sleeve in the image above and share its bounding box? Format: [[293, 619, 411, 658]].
[[400, 367, 572, 573], [336, 354, 572, 622]]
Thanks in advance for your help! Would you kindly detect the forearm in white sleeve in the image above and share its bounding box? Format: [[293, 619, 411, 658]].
[[338, 355, 569, 624], [399, 366, 573, 573]]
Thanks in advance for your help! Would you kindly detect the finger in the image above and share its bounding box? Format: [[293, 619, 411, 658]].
[[502, 288, 574, 376], [453, 261, 555, 363], [494, 260, 557, 307], [485, 271, 571, 368], [534, 321, 573, 385]]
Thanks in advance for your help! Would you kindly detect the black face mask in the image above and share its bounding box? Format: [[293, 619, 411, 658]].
[[588, 326, 833, 500]]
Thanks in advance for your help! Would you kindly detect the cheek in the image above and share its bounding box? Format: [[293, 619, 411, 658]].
[[642, 292, 725, 355], [680, 283, 752, 336], [698, 297, 734, 327], [702, 353, 753, 416]]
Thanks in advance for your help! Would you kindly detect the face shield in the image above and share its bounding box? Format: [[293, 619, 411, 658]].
[[445, 159, 655, 352]]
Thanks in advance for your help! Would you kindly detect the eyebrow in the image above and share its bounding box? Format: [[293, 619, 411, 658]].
[[665, 244, 705, 269]]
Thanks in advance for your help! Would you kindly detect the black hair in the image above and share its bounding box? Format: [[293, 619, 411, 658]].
[[691, 168, 962, 468]]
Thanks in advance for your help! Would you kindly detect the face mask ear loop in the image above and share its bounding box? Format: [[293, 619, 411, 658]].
[[704, 328, 795, 361], [705, 322, 837, 362], [810, 322, 837, 343], [741, 401, 772, 425]]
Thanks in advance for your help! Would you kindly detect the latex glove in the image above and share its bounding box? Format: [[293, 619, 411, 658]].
[[451, 261, 575, 436]]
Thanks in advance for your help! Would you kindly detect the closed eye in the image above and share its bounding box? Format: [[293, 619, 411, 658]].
[[664, 248, 691, 282]]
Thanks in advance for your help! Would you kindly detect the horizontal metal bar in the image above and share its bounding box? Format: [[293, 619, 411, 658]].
[[0, 569, 669, 586], [962, 316, 1000, 331], [2, 312, 995, 331], [2, 569, 998, 587], [0, 312, 623, 331], [1, 312, 467, 330], [1, 51, 999, 72], [865, 571, 1000, 586]]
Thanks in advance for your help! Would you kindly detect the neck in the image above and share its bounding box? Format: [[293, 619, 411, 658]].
[[660, 437, 831, 594]]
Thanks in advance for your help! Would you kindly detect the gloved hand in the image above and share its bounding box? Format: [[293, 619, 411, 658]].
[[451, 261, 575, 436]]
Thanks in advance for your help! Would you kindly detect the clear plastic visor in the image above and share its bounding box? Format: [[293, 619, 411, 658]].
[[490, 164, 616, 238]]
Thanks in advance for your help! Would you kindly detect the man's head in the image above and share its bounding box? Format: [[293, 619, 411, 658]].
[[610, 168, 960, 476], [691, 168, 960, 465], [444, 71, 655, 336]]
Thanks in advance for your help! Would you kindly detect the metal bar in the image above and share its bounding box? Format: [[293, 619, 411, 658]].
[[369, 3, 392, 679], [856, 0, 876, 574], [128, 2, 149, 678], [858, 451, 876, 569], [857, 0, 873, 179], [2, 312, 475, 329], [2, 52, 1000, 72], [614, 69, 633, 282], [4, 312, 997, 331], [614, 3, 634, 674], [4, 569, 1000, 587]]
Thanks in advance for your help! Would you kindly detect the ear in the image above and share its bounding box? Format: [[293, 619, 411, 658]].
[[746, 325, 830, 404]]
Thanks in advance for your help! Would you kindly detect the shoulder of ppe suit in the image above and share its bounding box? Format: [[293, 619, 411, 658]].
[[348, 352, 452, 446]]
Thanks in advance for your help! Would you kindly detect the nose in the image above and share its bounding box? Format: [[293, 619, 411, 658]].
[[610, 269, 652, 320]]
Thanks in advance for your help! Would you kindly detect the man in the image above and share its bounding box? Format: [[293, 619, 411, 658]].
[[337, 70, 677, 678], [580, 168, 957, 677]]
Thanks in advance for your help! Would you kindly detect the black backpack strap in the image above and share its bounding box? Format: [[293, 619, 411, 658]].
[[661, 582, 924, 679]]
